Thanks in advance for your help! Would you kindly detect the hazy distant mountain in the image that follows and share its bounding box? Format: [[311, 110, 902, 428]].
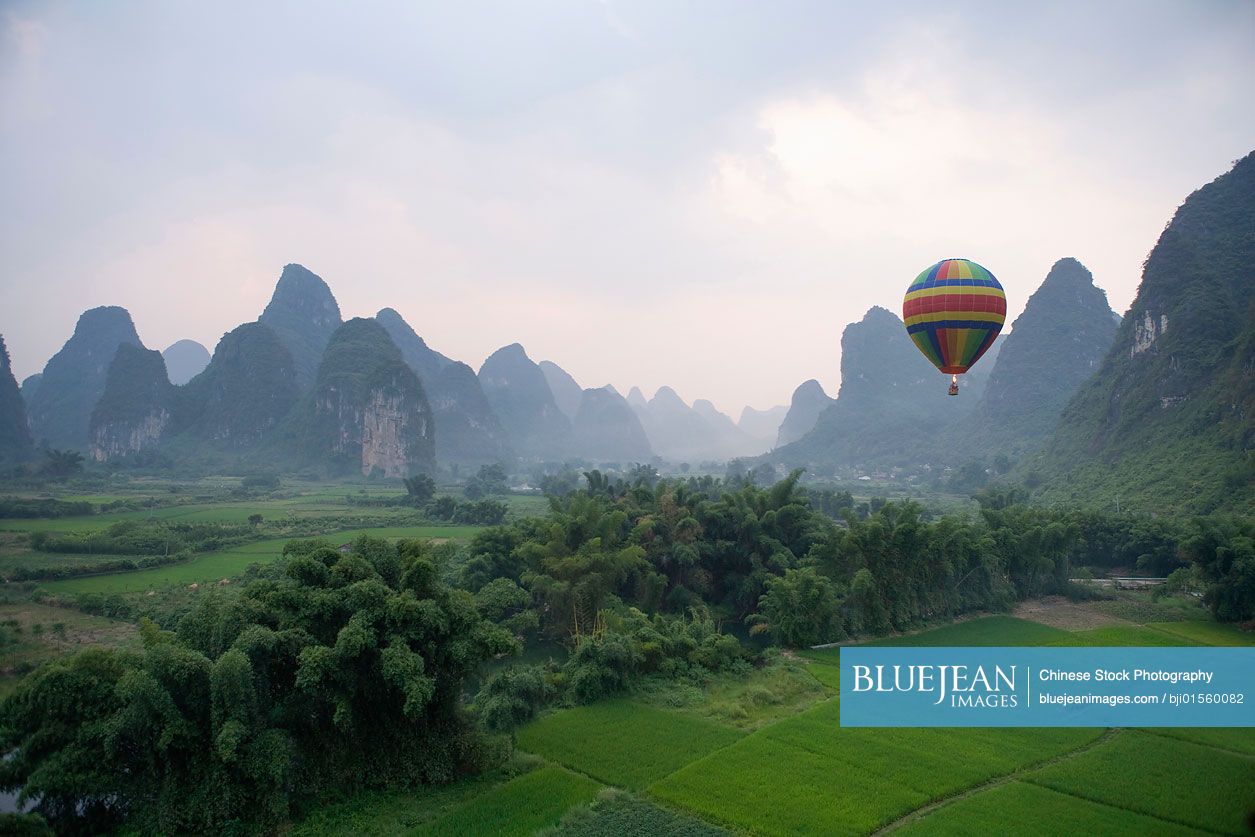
[[571, 386, 653, 462], [177, 322, 301, 450], [89, 345, 174, 461], [0, 335, 34, 466], [776, 380, 834, 448], [479, 343, 571, 460], [626, 386, 648, 410], [429, 361, 515, 466], [693, 399, 763, 457], [738, 405, 788, 447], [25, 306, 144, 450], [539, 361, 584, 420], [1032, 152, 1255, 514], [161, 339, 211, 385], [632, 386, 713, 462], [773, 307, 978, 469], [296, 318, 435, 477], [258, 264, 343, 389], [956, 258, 1117, 459], [376, 308, 512, 466]]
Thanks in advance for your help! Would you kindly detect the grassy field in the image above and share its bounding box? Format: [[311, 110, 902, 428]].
[[895, 780, 1207, 836], [502, 612, 1253, 837], [1026, 730, 1255, 835], [1146, 620, 1255, 646], [633, 655, 831, 730], [1044, 624, 1202, 646], [415, 766, 600, 836], [516, 700, 743, 789], [290, 759, 541, 836], [39, 525, 485, 593], [650, 698, 1100, 836], [0, 602, 138, 697]]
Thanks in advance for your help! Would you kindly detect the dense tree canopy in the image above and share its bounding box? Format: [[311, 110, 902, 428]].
[[0, 535, 514, 833]]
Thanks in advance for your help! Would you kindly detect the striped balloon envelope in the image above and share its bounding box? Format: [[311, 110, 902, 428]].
[[902, 258, 1006, 382]]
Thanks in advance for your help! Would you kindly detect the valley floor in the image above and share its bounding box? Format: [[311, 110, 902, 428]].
[[297, 605, 1255, 836]]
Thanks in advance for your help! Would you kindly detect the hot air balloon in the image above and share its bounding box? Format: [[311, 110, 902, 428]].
[[902, 258, 1006, 395]]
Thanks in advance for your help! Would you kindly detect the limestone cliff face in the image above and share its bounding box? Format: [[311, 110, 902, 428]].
[[303, 319, 435, 477], [91, 408, 170, 462], [1131, 311, 1169, 356], [88, 345, 174, 461]]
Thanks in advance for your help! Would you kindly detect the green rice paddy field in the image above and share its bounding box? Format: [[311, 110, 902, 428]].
[[0, 481, 504, 592], [36, 525, 485, 593], [309, 613, 1255, 836]]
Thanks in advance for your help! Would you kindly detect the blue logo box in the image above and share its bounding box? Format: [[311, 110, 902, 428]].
[[839, 647, 1255, 727]]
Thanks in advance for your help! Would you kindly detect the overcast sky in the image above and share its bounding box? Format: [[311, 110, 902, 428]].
[[2, 1, 1252, 416]]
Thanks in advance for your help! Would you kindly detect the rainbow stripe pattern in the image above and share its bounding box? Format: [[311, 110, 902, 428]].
[[902, 258, 1006, 375]]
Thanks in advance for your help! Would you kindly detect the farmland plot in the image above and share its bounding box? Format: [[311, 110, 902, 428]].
[[40, 525, 483, 593], [516, 700, 743, 789], [1027, 730, 1255, 835], [414, 765, 599, 836], [1044, 625, 1201, 646], [896, 780, 1206, 836], [651, 695, 1100, 836], [1146, 621, 1255, 646]]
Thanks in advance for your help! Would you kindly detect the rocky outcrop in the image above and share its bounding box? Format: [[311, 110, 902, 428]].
[[162, 339, 211, 385], [571, 386, 653, 462], [258, 264, 343, 389], [25, 306, 144, 450], [1131, 311, 1169, 356], [479, 343, 571, 460], [0, 336, 34, 466], [376, 308, 512, 466], [301, 319, 434, 477], [776, 380, 834, 447], [88, 345, 174, 461], [539, 361, 584, 420], [177, 322, 300, 449]]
